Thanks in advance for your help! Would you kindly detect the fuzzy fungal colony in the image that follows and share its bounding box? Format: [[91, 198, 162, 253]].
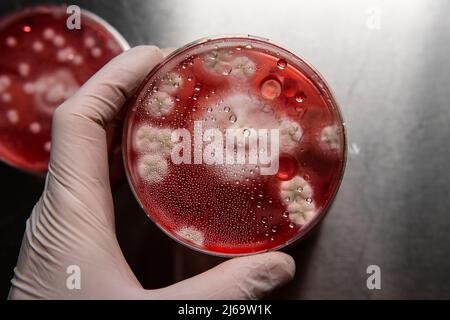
[[0, 6, 125, 172], [125, 39, 345, 254]]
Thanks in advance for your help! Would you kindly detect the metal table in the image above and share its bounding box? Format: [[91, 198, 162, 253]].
[[1, 0, 449, 299]]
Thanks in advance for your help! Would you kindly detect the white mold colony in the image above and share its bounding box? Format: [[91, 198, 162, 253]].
[[321, 125, 341, 150], [134, 71, 184, 183], [280, 176, 316, 226], [204, 50, 256, 79], [137, 154, 168, 183], [176, 226, 205, 247]]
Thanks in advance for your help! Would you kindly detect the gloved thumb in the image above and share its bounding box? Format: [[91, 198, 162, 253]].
[[151, 252, 295, 299]]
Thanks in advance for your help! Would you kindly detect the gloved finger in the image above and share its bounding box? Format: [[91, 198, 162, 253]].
[[161, 47, 176, 57], [151, 252, 296, 300], [47, 46, 163, 210]]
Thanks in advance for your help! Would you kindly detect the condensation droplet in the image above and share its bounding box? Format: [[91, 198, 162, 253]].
[[277, 59, 287, 70], [194, 82, 202, 91], [261, 78, 281, 100], [295, 91, 306, 103]]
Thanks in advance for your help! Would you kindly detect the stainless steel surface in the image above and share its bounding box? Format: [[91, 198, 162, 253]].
[[1, 0, 449, 299]]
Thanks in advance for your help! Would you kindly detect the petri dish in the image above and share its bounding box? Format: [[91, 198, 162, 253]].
[[0, 5, 129, 173], [123, 35, 346, 256]]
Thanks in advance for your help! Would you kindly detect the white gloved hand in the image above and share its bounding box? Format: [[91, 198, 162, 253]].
[[8, 46, 295, 300]]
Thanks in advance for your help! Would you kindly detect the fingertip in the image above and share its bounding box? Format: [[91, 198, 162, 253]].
[[225, 251, 296, 298], [126, 45, 164, 61], [264, 251, 296, 283], [161, 47, 176, 58]]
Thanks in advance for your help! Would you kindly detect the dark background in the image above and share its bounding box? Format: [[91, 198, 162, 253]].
[[1, 0, 450, 299]]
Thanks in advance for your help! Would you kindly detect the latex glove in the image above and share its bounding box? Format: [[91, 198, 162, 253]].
[[8, 46, 296, 300]]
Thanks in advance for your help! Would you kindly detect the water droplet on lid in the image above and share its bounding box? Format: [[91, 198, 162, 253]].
[[245, 44, 253, 49], [175, 96, 181, 101], [224, 106, 231, 112], [256, 202, 262, 208], [192, 93, 199, 100], [229, 114, 237, 123], [277, 58, 287, 69], [261, 216, 268, 224], [295, 91, 306, 103], [297, 186, 303, 193], [187, 75, 193, 81], [306, 197, 312, 203], [289, 222, 295, 228], [282, 211, 289, 218], [207, 106, 213, 112], [271, 225, 278, 233], [261, 78, 281, 100], [194, 82, 202, 91], [22, 25, 31, 33], [277, 155, 298, 181]]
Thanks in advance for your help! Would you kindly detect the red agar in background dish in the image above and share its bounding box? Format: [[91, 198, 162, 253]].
[[0, 5, 128, 173], [123, 36, 346, 256]]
